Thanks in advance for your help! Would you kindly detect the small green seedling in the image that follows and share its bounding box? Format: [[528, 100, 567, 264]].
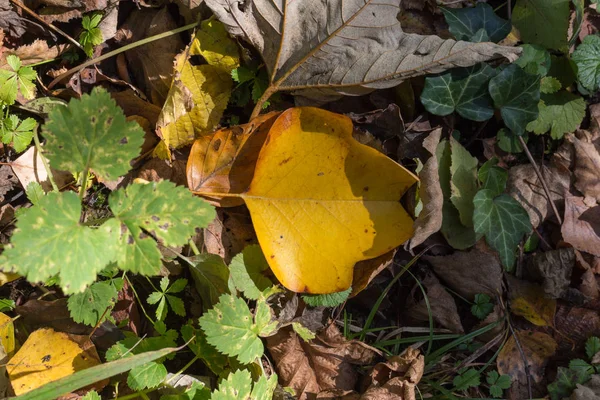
[[79, 13, 103, 57], [147, 277, 187, 321]]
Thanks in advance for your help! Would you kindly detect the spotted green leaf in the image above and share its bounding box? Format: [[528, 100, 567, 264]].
[[199, 294, 274, 364], [442, 3, 511, 43], [105, 181, 215, 275], [526, 91, 586, 139], [229, 245, 273, 300], [0, 191, 117, 294], [68, 281, 118, 326], [572, 35, 600, 92], [489, 65, 540, 136], [292, 322, 316, 341], [43, 87, 144, 181], [0, 55, 37, 105], [211, 370, 277, 400], [540, 77, 561, 94], [127, 361, 167, 391], [421, 64, 497, 121], [473, 190, 532, 270]]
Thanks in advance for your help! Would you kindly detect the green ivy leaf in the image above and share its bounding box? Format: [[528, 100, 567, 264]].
[[1, 115, 35, 152], [473, 190, 532, 270], [127, 361, 167, 391], [199, 294, 273, 364], [230, 245, 273, 300], [526, 91, 586, 139], [0, 191, 117, 294], [189, 254, 230, 312], [478, 159, 508, 197], [512, 0, 570, 51], [540, 77, 562, 94], [453, 368, 481, 391], [68, 281, 118, 326], [421, 64, 497, 122], [489, 65, 541, 136], [441, 3, 511, 43], [486, 370, 511, 398], [573, 35, 600, 92], [471, 293, 494, 320], [515, 44, 551, 76], [497, 129, 527, 154], [43, 87, 144, 181], [586, 336, 600, 359], [449, 136, 479, 227], [0, 55, 37, 105], [105, 181, 215, 275], [302, 287, 351, 307], [211, 370, 276, 400]]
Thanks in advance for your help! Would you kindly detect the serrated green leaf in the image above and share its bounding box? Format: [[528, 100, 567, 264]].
[[478, 159, 508, 197], [453, 368, 481, 391], [489, 65, 540, 136], [512, 0, 570, 51], [181, 324, 231, 376], [292, 322, 316, 341], [250, 374, 277, 400], [515, 44, 551, 76], [199, 294, 265, 364], [68, 281, 118, 326], [231, 66, 255, 84], [25, 181, 45, 205], [302, 287, 351, 307], [526, 91, 586, 139], [160, 276, 169, 292], [442, 3, 511, 42], [486, 370, 511, 398], [1, 115, 35, 152], [572, 34, 600, 92], [168, 278, 188, 294], [166, 295, 186, 316], [211, 370, 252, 400], [0, 55, 36, 105], [155, 297, 167, 321], [229, 245, 273, 300], [471, 293, 494, 320], [569, 358, 594, 375], [0, 191, 117, 294], [128, 361, 167, 390], [586, 336, 600, 359], [81, 390, 101, 400], [540, 77, 561, 94], [495, 374, 512, 389], [43, 87, 144, 181], [105, 181, 215, 275], [421, 64, 497, 122], [189, 254, 230, 311], [254, 298, 277, 337], [497, 129, 527, 154], [548, 366, 591, 400], [473, 190, 532, 270], [449, 137, 478, 227], [147, 291, 163, 305]]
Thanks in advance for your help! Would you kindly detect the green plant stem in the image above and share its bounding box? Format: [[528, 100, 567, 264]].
[[78, 167, 89, 202], [165, 355, 200, 385], [48, 22, 198, 89], [188, 239, 200, 256], [32, 126, 59, 192], [124, 274, 155, 325], [115, 388, 155, 400]]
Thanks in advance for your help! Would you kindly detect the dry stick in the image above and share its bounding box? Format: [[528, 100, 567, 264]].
[[518, 136, 563, 225], [9, 0, 84, 51], [48, 22, 198, 89], [507, 317, 533, 400]]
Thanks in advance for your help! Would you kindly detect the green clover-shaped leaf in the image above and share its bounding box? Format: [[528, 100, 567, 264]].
[[0, 55, 37, 105], [1, 115, 36, 152]]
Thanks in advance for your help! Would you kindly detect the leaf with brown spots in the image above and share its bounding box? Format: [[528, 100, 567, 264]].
[[508, 275, 556, 327]]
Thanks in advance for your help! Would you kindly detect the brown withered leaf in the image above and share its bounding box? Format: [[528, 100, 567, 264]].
[[203, 206, 257, 263], [266, 324, 377, 400], [555, 305, 600, 352], [409, 128, 443, 249], [424, 247, 503, 300], [572, 375, 600, 400], [0, 0, 26, 37], [0, 40, 65, 69], [187, 112, 279, 207], [571, 130, 600, 203], [111, 89, 161, 126], [525, 248, 574, 299], [0, 165, 18, 203], [507, 275, 556, 327], [562, 195, 600, 257], [497, 330, 557, 399], [351, 251, 394, 297], [579, 268, 599, 300], [405, 273, 464, 333]]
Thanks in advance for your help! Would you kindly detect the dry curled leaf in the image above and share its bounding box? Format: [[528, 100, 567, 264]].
[[351, 250, 395, 297], [526, 248, 574, 299], [207, 0, 520, 104], [0, 39, 66, 70], [562, 195, 600, 257], [571, 130, 600, 203]]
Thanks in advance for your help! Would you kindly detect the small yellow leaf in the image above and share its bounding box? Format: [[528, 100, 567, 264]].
[[0, 313, 14, 357], [7, 328, 103, 395], [241, 108, 418, 294], [157, 20, 239, 150], [0, 271, 20, 286], [508, 276, 556, 327]]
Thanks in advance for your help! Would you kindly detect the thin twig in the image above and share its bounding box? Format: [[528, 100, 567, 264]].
[[48, 22, 198, 89], [518, 136, 563, 225], [507, 316, 533, 399], [9, 0, 84, 51]]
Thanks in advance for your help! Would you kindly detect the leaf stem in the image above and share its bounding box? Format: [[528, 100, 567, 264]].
[[250, 86, 277, 121], [517, 136, 562, 225], [165, 355, 200, 385], [190, 190, 242, 198], [78, 167, 89, 203], [32, 125, 59, 192], [48, 22, 198, 89]]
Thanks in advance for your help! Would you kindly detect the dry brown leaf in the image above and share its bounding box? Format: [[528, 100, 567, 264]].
[[497, 330, 557, 399], [111, 89, 161, 126], [0, 39, 66, 69], [0, 165, 18, 203], [555, 305, 600, 351], [570, 130, 600, 203], [37, 0, 106, 24], [526, 248, 574, 299], [116, 9, 184, 105], [351, 251, 394, 297], [409, 128, 443, 249], [207, 0, 520, 104], [562, 195, 600, 257], [424, 247, 503, 299], [572, 375, 600, 400], [266, 324, 378, 399], [203, 206, 257, 263], [579, 268, 599, 300], [405, 273, 464, 333], [0, 0, 26, 37], [507, 275, 556, 327], [187, 112, 279, 207]]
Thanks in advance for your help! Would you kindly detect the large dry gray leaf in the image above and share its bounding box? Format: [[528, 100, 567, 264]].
[[206, 0, 521, 100]]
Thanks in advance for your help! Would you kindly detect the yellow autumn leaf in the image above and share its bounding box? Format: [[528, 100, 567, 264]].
[[157, 20, 239, 151], [7, 328, 103, 395], [0, 313, 14, 358], [192, 108, 418, 293]]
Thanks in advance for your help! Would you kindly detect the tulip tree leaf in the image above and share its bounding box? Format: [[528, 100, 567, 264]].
[[489, 65, 541, 136], [572, 35, 600, 92], [512, 0, 570, 51], [421, 64, 497, 121], [206, 0, 519, 102], [442, 3, 511, 43], [473, 190, 532, 270], [526, 91, 586, 139], [43, 87, 145, 181]]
